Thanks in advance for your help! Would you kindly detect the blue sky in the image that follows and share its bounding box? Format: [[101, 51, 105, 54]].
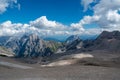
[[0, 0, 93, 25], [0, 0, 120, 40]]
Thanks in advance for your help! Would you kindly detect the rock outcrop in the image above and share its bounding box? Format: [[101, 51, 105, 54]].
[[65, 35, 83, 50], [0, 46, 14, 57], [87, 31, 120, 52], [3, 34, 62, 58]]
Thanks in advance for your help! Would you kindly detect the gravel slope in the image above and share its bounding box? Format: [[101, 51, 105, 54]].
[[0, 56, 120, 80]]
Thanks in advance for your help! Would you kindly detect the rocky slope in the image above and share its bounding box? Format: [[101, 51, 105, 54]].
[[1, 34, 62, 58], [0, 36, 10, 46], [0, 46, 14, 57], [64, 35, 83, 51], [86, 31, 120, 52], [16, 34, 51, 57]]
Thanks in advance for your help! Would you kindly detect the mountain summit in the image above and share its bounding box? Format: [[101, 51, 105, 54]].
[[2, 34, 62, 58], [86, 31, 120, 52]]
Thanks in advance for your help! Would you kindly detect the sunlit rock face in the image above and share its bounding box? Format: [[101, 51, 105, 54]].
[[3, 34, 53, 58], [65, 35, 83, 50]]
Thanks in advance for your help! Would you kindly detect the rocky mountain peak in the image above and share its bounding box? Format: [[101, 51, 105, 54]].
[[65, 35, 83, 50], [28, 34, 39, 41], [97, 31, 120, 40], [66, 35, 80, 44], [0, 33, 63, 58], [86, 31, 120, 52]]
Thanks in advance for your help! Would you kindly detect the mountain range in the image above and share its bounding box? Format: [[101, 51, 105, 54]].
[[0, 34, 63, 58], [0, 31, 120, 65]]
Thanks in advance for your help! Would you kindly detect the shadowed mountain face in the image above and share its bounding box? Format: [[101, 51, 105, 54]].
[[63, 31, 120, 52], [84, 31, 120, 52], [3, 34, 62, 58], [0, 36, 10, 46], [97, 31, 120, 40], [17, 34, 50, 57], [65, 35, 83, 50]]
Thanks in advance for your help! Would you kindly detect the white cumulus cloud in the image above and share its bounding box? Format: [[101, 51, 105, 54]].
[[30, 16, 67, 31], [0, 0, 20, 14], [72, 0, 120, 35], [81, 0, 95, 12], [0, 15, 93, 38], [30, 16, 57, 28]]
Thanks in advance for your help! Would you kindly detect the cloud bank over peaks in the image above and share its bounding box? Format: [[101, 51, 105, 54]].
[[29, 16, 86, 36], [0, 0, 20, 14], [0, 21, 29, 36], [0, 16, 86, 37], [77, 0, 120, 32]]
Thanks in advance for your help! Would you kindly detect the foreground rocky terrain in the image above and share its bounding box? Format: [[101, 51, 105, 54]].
[[0, 56, 120, 80]]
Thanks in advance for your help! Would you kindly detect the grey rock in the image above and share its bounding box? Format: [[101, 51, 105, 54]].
[[65, 35, 83, 51]]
